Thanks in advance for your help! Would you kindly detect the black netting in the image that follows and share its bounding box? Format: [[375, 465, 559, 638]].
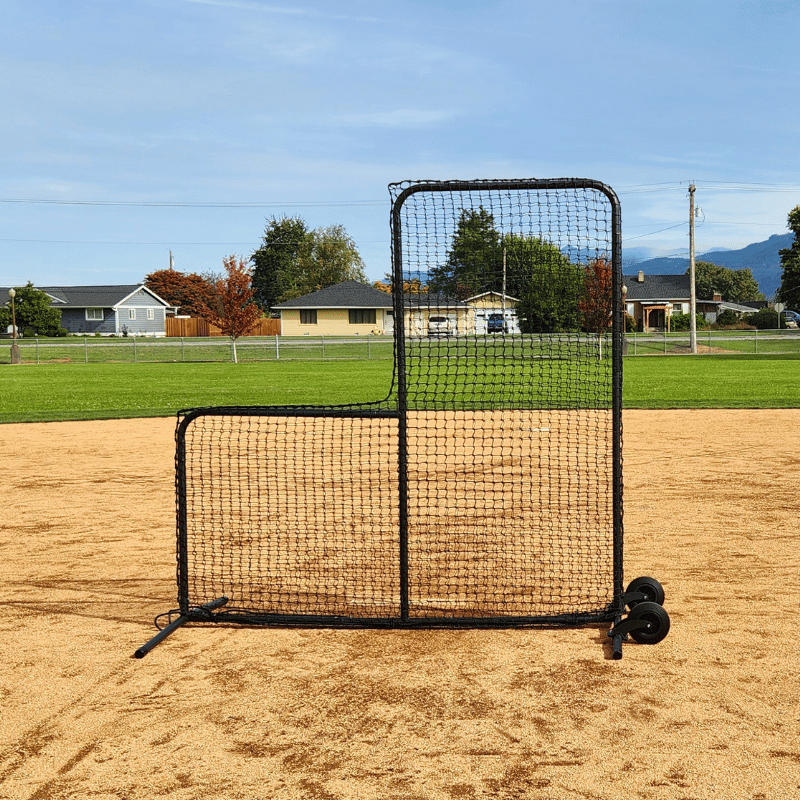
[[176, 179, 623, 627]]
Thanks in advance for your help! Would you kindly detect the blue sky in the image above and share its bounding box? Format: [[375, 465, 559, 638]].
[[2, 0, 800, 287]]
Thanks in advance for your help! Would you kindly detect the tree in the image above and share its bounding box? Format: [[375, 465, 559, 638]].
[[505, 235, 583, 333], [0, 282, 64, 336], [777, 205, 800, 309], [144, 269, 220, 317], [251, 218, 367, 307], [373, 276, 426, 295], [194, 255, 263, 363], [691, 261, 763, 303], [578, 256, 613, 333], [429, 207, 502, 298], [292, 224, 368, 299], [251, 216, 310, 312]]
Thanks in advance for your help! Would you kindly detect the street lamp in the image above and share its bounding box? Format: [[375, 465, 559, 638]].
[[8, 288, 20, 364]]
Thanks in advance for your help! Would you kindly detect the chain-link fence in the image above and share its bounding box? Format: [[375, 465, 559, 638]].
[[5, 329, 800, 365], [2, 335, 396, 364], [624, 329, 800, 355]]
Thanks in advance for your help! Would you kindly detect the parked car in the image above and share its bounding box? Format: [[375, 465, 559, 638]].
[[781, 310, 800, 328], [487, 313, 508, 334], [427, 315, 453, 336]]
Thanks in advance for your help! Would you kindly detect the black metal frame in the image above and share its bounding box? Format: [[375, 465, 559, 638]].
[[136, 178, 669, 658]]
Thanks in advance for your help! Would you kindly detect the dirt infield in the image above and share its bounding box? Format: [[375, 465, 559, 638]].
[[2, 411, 799, 799]]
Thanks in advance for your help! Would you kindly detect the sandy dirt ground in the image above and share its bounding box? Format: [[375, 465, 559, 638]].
[[1, 410, 799, 800]]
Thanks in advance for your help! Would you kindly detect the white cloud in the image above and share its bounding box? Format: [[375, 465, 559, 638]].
[[180, 0, 380, 24], [333, 108, 459, 129]]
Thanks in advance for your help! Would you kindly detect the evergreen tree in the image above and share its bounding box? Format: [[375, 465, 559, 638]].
[[429, 207, 502, 298], [778, 206, 800, 309], [251, 216, 310, 312]]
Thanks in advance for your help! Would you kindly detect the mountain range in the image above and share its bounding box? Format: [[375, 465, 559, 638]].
[[623, 233, 793, 298]]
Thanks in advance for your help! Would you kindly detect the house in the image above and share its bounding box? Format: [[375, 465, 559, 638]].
[[273, 280, 479, 337], [464, 291, 520, 334], [39, 285, 176, 336], [273, 281, 395, 336], [402, 292, 471, 336], [272, 280, 528, 337], [623, 272, 724, 332]]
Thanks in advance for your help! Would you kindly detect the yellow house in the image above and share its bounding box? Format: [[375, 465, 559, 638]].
[[464, 291, 520, 334], [402, 292, 471, 336], [273, 280, 395, 336], [273, 281, 520, 337]]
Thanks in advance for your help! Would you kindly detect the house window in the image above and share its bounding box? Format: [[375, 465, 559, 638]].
[[147, 308, 154, 320], [300, 309, 317, 325], [348, 309, 376, 325], [129, 309, 137, 320], [86, 308, 104, 321]]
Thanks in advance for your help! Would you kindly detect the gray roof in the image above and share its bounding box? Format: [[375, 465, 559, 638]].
[[623, 274, 691, 301], [272, 280, 394, 309], [39, 285, 169, 308], [0, 284, 172, 308], [403, 292, 468, 309]]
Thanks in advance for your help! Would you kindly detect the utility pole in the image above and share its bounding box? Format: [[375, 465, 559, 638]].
[[689, 183, 697, 354], [8, 288, 20, 364], [502, 247, 507, 333]]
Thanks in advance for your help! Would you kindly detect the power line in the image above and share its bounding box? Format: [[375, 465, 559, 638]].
[[622, 222, 686, 242], [0, 198, 384, 207]]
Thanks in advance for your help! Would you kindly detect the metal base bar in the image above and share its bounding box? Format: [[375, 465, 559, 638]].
[[133, 597, 228, 658]]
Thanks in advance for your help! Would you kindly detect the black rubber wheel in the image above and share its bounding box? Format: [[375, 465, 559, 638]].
[[626, 576, 665, 608], [627, 601, 671, 645]]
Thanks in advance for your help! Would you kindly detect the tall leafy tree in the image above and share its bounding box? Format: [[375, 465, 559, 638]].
[[505, 235, 583, 333], [251, 216, 310, 312], [251, 218, 367, 306], [195, 256, 263, 363], [778, 205, 800, 309], [429, 207, 502, 298], [291, 224, 367, 299], [144, 269, 220, 316], [0, 282, 63, 336], [691, 261, 763, 302]]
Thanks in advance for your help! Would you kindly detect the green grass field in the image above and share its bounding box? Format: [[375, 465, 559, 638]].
[[1, 354, 799, 423]]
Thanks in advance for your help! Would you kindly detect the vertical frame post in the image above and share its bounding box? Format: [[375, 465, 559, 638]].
[[391, 199, 410, 622]]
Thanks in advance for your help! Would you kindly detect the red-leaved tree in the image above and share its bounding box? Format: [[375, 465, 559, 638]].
[[195, 255, 263, 362], [144, 269, 220, 317], [578, 256, 613, 334]]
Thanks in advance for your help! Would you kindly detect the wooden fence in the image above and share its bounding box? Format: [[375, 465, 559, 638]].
[[166, 317, 281, 337]]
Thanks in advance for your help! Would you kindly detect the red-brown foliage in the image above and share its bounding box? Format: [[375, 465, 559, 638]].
[[144, 269, 220, 317], [195, 256, 263, 360], [579, 256, 613, 333]]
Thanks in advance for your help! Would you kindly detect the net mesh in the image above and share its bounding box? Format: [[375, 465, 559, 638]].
[[177, 179, 622, 626]]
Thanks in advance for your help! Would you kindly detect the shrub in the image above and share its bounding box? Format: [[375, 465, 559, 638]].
[[746, 308, 779, 329], [670, 312, 710, 331], [715, 309, 739, 327]]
